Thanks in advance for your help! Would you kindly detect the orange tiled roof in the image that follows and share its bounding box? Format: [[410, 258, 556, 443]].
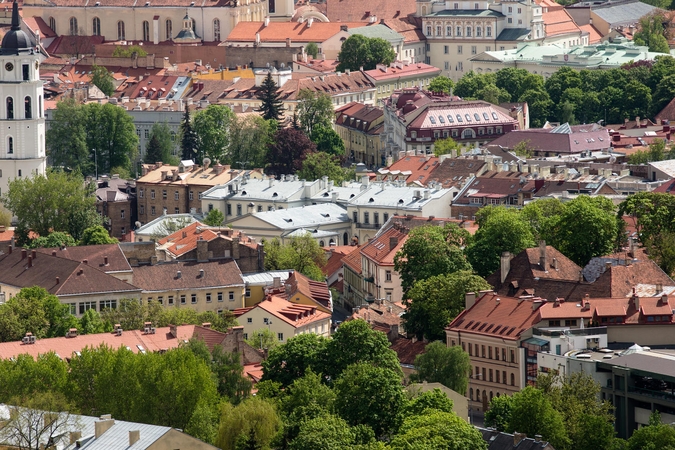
[[448, 292, 543, 340], [323, 245, 359, 276], [381, 155, 440, 185], [325, 0, 416, 23], [580, 23, 603, 44], [360, 227, 407, 265], [226, 21, 373, 43], [342, 244, 363, 273], [238, 295, 331, 328], [24, 16, 57, 38], [543, 9, 581, 36], [157, 221, 218, 257], [364, 62, 441, 82]]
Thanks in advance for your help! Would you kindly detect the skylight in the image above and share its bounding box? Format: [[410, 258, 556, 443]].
[[465, 114, 472, 122], [474, 113, 480, 121], [438, 115, 445, 123], [447, 115, 454, 123], [483, 112, 489, 120], [492, 112, 499, 120], [456, 114, 463, 123], [429, 116, 436, 124]]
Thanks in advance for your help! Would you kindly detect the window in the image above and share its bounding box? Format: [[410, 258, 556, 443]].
[[565, 319, 577, 326], [456, 26, 462, 37], [471, 46, 477, 55], [481, 345, 486, 358], [496, 370, 500, 383], [426, 26, 431, 36], [218, 292, 224, 302], [151, 206, 156, 216], [364, 212, 369, 224], [446, 26, 452, 36], [476, 26, 481, 37], [444, 45, 449, 54], [457, 45, 462, 54], [79, 301, 96, 314], [486, 26, 492, 37], [510, 349, 515, 362], [120, 209, 125, 219], [237, 204, 243, 216], [24, 96, 31, 119], [229, 291, 235, 301], [489, 369, 493, 382], [278, 333, 284, 342], [247, 317, 252, 323], [468, 343, 473, 356], [508, 18, 512, 24], [383, 213, 389, 222], [99, 299, 116, 310], [548, 320, 561, 327], [508, 6, 512, 12], [257, 205, 263, 212], [466, 26, 472, 37], [374, 212, 379, 225], [436, 25, 442, 36], [151, 190, 155, 199], [180, 295, 186, 304], [444, 61, 450, 70], [6, 99, 14, 119], [49, 17, 56, 33], [191, 294, 197, 304], [518, 7, 521, 12], [92, 17, 101, 36], [157, 296, 163, 305], [7, 137, 13, 155], [213, 19, 221, 41], [162, 190, 167, 199], [166, 19, 173, 39], [168, 295, 174, 305], [245, 288, 251, 297], [511, 373, 515, 386], [117, 21, 125, 40], [227, 204, 232, 215], [269, 0, 275, 13], [69, 17, 78, 35], [385, 270, 392, 282], [174, 208, 179, 214], [488, 346, 492, 359], [174, 191, 179, 200], [142, 20, 150, 41]]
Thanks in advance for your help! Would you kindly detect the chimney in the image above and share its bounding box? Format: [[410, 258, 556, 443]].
[[656, 283, 663, 294], [176, 270, 182, 279], [129, 430, 140, 446], [465, 292, 477, 310], [169, 324, 178, 338], [27, 255, 32, 268], [539, 240, 546, 270], [21, 249, 26, 259], [604, 261, 612, 272], [389, 236, 399, 251], [56, 277, 60, 284], [500, 251, 511, 283], [197, 239, 209, 262], [94, 418, 115, 438], [632, 291, 640, 311], [535, 435, 542, 442], [202, 322, 211, 328], [29, 249, 35, 260], [83, 259, 88, 264], [69, 432, 82, 445], [552, 257, 558, 270], [104, 256, 109, 265], [273, 276, 281, 288], [514, 432, 526, 446]]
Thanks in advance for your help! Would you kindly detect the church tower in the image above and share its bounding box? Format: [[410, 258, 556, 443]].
[[0, 0, 47, 197]]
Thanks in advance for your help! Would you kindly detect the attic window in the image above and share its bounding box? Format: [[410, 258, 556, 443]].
[[483, 112, 489, 120], [429, 116, 436, 124], [350, 194, 355, 198], [241, 190, 247, 195], [284, 218, 293, 222], [438, 115, 445, 123], [398, 199, 404, 203], [465, 114, 472, 122], [474, 113, 480, 121], [492, 112, 499, 120], [321, 213, 330, 217], [599, 137, 604, 141], [447, 115, 454, 123], [456, 115, 463, 123], [272, 192, 278, 197], [323, 192, 329, 197], [574, 140, 579, 144], [369, 198, 375, 202]]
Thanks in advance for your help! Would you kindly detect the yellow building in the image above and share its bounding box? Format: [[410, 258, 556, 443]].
[[131, 259, 245, 313], [335, 102, 384, 168], [241, 271, 292, 307]]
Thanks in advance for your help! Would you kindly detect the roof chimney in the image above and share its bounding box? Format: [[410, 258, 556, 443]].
[[95, 418, 115, 438], [500, 252, 511, 283], [176, 270, 182, 279], [104, 256, 109, 265], [129, 430, 140, 446], [21, 248, 26, 259], [465, 292, 477, 309], [389, 236, 399, 251], [539, 240, 546, 270], [27, 255, 32, 268]]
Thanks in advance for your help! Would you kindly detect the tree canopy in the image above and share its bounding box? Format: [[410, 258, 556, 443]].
[[90, 64, 115, 96], [297, 89, 334, 136], [263, 234, 327, 281], [192, 104, 235, 163], [428, 76, 454, 95], [266, 128, 316, 177], [411, 342, 471, 395], [336, 35, 396, 72], [180, 106, 198, 161], [256, 72, 285, 122], [298, 152, 354, 185]]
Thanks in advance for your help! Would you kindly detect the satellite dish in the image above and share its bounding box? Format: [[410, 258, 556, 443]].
[[609, 155, 617, 163], [280, 63, 285, 68], [135, 221, 141, 228], [203, 157, 211, 167]]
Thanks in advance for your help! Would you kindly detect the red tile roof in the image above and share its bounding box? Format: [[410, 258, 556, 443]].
[[653, 179, 675, 195], [448, 292, 543, 340], [323, 245, 359, 276], [380, 155, 440, 185], [390, 336, 427, 365], [539, 295, 674, 325], [157, 221, 218, 257], [226, 21, 372, 43], [580, 24, 603, 44], [36, 244, 132, 274], [335, 102, 383, 133], [382, 17, 425, 43], [283, 271, 332, 310], [46, 35, 105, 57], [342, 245, 363, 273], [453, 171, 539, 205], [542, 9, 581, 36], [364, 62, 441, 82], [488, 128, 611, 154], [360, 227, 407, 265], [425, 157, 486, 189], [24, 16, 56, 38], [235, 295, 331, 329], [325, 0, 416, 23]]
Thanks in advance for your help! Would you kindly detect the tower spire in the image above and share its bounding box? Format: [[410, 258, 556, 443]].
[[11, 0, 20, 31]]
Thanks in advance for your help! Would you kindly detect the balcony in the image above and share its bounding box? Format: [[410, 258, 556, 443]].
[[355, 222, 381, 229]]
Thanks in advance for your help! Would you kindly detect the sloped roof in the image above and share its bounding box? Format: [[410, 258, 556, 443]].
[[378, 155, 440, 185], [448, 292, 543, 341], [487, 128, 611, 153], [157, 221, 219, 257], [382, 17, 426, 43], [323, 245, 359, 276], [283, 271, 332, 310], [45, 35, 104, 56], [580, 23, 603, 43], [360, 227, 407, 265], [325, 0, 416, 22], [235, 295, 331, 328], [543, 9, 581, 36], [226, 21, 373, 43], [495, 28, 532, 41], [592, 0, 660, 26], [453, 171, 537, 205], [342, 244, 363, 273], [24, 16, 57, 38], [36, 244, 132, 274], [425, 157, 486, 188], [131, 259, 244, 292]]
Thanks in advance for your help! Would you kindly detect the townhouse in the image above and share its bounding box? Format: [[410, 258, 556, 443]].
[[335, 102, 385, 168]]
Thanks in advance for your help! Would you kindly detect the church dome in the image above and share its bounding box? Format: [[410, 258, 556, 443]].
[[1, 1, 30, 55]]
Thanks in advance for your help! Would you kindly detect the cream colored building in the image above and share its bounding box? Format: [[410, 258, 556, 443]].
[[234, 295, 331, 344]]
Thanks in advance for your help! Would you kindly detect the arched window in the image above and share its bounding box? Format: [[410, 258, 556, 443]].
[[69, 17, 78, 35], [6, 97, 13, 120], [319, 240, 325, 247], [117, 21, 125, 40], [343, 232, 348, 245], [24, 96, 32, 119], [8, 137, 13, 154], [166, 19, 173, 40], [92, 17, 101, 36], [462, 128, 475, 139], [48, 17, 56, 33], [476, 26, 482, 37], [38, 95, 42, 118], [486, 26, 492, 37], [469, 388, 473, 401], [142, 20, 150, 41], [213, 18, 221, 41], [490, 391, 494, 401]]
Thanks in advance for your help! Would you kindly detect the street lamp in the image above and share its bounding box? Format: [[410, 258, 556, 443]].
[[469, 372, 482, 425]]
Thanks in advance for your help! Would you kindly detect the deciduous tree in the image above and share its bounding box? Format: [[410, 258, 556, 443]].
[[216, 397, 281, 450], [411, 342, 471, 395], [484, 394, 514, 432], [193, 104, 235, 163], [298, 89, 334, 136], [311, 125, 345, 156], [507, 387, 570, 450], [389, 410, 487, 450], [428, 76, 454, 95], [298, 152, 354, 185], [80, 225, 117, 245], [90, 64, 115, 96], [336, 35, 396, 72], [203, 208, 225, 226], [83, 103, 138, 176], [263, 234, 326, 281], [229, 115, 275, 169], [46, 99, 88, 172], [266, 128, 316, 177], [261, 333, 329, 387], [433, 137, 461, 157]]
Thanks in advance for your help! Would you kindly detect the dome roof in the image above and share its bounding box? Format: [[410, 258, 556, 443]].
[[1, 1, 31, 55]]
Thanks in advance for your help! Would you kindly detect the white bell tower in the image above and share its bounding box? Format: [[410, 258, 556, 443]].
[[0, 0, 46, 197]]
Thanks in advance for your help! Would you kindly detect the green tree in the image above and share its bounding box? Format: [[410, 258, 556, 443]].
[[433, 137, 462, 157], [404, 271, 490, 341], [326, 319, 402, 380], [512, 140, 533, 158], [83, 103, 138, 176], [454, 71, 497, 99], [334, 363, 406, 438], [27, 231, 78, 249], [289, 414, 377, 450], [310, 125, 345, 157], [266, 128, 316, 177], [144, 122, 177, 165], [0, 352, 69, 401], [180, 105, 198, 161], [507, 387, 570, 450], [627, 412, 675, 450], [0, 287, 68, 342], [518, 88, 553, 128], [216, 397, 281, 450], [646, 230, 675, 276], [211, 344, 252, 404], [544, 66, 582, 105], [246, 328, 278, 350], [393, 223, 472, 294], [256, 72, 285, 122], [545, 195, 619, 266], [90, 64, 115, 96], [79, 309, 107, 334], [298, 152, 354, 185], [229, 115, 275, 169], [336, 35, 396, 72], [411, 342, 471, 395], [112, 45, 148, 57], [520, 198, 566, 242], [262, 234, 326, 281], [3, 170, 100, 246], [46, 99, 88, 172], [495, 67, 543, 102], [204, 208, 225, 226], [428, 76, 454, 95], [261, 333, 329, 387], [193, 104, 235, 163], [466, 206, 535, 277], [484, 394, 514, 432], [298, 89, 334, 136], [389, 410, 487, 450], [306, 42, 319, 58], [404, 388, 455, 415], [80, 225, 117, 245], [476, 83, 512, 105], [634, 13, 671, 53]]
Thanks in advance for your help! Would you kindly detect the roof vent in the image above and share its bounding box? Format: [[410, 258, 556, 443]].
[[176, 270, 182, 279]]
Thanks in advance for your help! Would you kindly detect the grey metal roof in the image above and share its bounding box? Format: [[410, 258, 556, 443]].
[[284, 228, 339, 238], [429, 9, 504, 17], [347, 183, 451, 208], [242, 270, 292, 285], [202, 177, 319, 201], [592, 0, 659, 25], [242, 203, 349, 230], [349, 24, 404, 42], [134, 214, 202, 237], [311, 183, 366, 203], [496, 28, 531, 41], [598, 351, 675, 381]]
